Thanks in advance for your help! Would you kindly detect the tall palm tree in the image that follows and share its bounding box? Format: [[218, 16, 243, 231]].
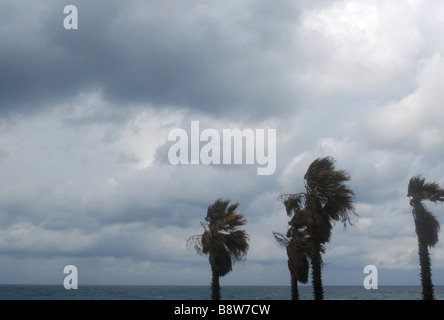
[[273, 193, 312, 300], [303, 157, 355, 300], [187, 199, 250, 300], [274, 157, 355, 300], [407, 176, 444, 300]]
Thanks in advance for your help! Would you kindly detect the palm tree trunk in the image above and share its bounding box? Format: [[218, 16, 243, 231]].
[[311, 242, 324, 300], [417, 237, 434, 300], [290, 275, 299, 300], [211, 270, 221, 300]]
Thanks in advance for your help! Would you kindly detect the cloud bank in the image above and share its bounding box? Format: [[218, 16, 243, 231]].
[[1, 0, 444, 287]]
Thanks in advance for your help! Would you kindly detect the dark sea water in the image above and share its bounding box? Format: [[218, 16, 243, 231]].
[[0, 285, 443, 300]]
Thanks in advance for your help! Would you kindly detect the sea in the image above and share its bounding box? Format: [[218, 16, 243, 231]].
[[0, 285, 443, 300]]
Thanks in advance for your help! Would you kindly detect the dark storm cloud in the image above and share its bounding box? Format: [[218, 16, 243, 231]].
[[0, 0, 302, 119]]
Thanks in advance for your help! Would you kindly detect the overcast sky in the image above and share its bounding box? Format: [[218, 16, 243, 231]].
[[1, 0, 444, 287]]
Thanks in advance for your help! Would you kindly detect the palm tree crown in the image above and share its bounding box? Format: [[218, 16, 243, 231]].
[[304, 157, 355, 227]]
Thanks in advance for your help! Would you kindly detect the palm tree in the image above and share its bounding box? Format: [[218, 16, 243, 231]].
[[187, 198, 250, 300], [407, 176, 444, 300], [303, 157, 356, 300], [274, 157, 355, 300], [273, 194, 312, 300]]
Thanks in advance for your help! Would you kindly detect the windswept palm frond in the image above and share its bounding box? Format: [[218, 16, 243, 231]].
[[280, 193, 305, 217], [412, 202, 440, 248], [408, 176, 444, 203], [186, 234, 205, 255], [287, 238, 309, 284], [209, 244, 232, 277], [273, 231, 290, 248], [273, 229, 309, 300], [409, 176, 444, 248], [305, 157, 356, 227], [205, 198, 230, 224]]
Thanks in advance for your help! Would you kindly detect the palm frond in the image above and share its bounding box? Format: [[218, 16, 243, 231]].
[[209, 245, 232, 276], [273, 231, 290, 248], [189, 198, 249, 279], [186, 234, 206, 256], [205, 198, 229, 224], [287, 240, 309, 284], [304, 157, 356, 227], [408, 175, 444, 203], [412, 202, 440, 247]]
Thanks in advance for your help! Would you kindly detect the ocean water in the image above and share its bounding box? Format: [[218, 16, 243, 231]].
[[0, 285, 443, 300]]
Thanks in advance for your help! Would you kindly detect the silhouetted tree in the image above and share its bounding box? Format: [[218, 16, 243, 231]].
[[278, 157, 355, 300], [187, 199, 249, 300], [408, 176, 444, 300], [305, 157, 356, 299], [273, 194, 312, 300]]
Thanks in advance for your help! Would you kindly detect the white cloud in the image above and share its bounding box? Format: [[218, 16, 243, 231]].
[[317, 137, 354, 160], [110, 110, 183, 169], [327, 245, 359, 258], [295, 0, 422, 100], [364, 53, 444, 152], [279, 152, 311, 190], [365, 237, 418, 270]]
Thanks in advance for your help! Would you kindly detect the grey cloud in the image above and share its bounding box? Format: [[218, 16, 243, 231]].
[[0, 0, 302, 121]]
